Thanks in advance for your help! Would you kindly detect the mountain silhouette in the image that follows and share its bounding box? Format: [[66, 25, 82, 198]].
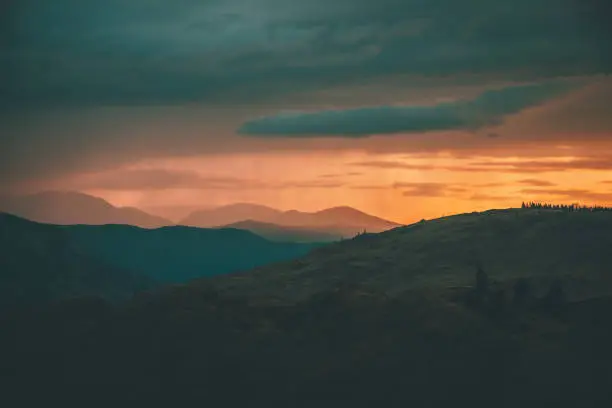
[[0, 213, 155, 305], [0, 191, 172, 228], [0, 213, 322, 299], [5, 208, 612, 407], [181, 203, 400, 235], [64, 223, 323, 283]]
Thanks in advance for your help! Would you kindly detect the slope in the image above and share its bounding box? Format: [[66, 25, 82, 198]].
[[207, 208, 612, 301], [61, 223, 324, 283], [0, 213, 155, 305]]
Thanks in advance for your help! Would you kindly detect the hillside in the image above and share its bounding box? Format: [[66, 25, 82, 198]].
[[3, 208, 612, 406], [207, 208, 612, 301], [0, 191, 172, 228], [220, 220, 343, 242], [0, 213, 155, 305], [0, 213, 323, 303], [63, 223, 324, 282]]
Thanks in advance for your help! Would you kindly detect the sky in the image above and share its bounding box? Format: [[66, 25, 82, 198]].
[[1, 0, 612, 223]]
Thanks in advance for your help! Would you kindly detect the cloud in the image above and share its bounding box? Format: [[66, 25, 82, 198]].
[[469, 193, 513, 202], [238, 82, 576, 137], [72, 169, 268, 190], [352, 156, 612, 174], [396, 182, 467, 197], [350, 185, 388, 190], [2, 0, 610, 109], [518, 179, 557, 187], [521, 188, 612, 202], [318, 172, 362, 178], [278, 180, 345, 189], [69, 168, 345, 191], [470, 158, 612, 173]]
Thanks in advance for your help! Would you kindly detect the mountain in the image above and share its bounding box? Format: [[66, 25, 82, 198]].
[[181, 203, 401, 235], [180, 203, 281, 227], [220, 220, 343, 243], [5, 208, 612, 407], [207, 208, 612, 301], [63, 223, 324, 283], [0, 213, 155, 306], [0, 191, 172, 228], [0, 212, 323, 288]]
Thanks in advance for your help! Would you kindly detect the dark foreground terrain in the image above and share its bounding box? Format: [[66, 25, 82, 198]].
[[2, 278, 612, 407], [2, 208, 612, 406]]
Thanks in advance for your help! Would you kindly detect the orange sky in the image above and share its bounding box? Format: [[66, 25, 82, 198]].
[[3, 76, 612, 224], [2, 0, 612, 224], [57, 149, 611, 224]]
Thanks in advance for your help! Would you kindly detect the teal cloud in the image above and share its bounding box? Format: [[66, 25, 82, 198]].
[[1, 0, 610, 109], [238, 81, 577, 137]]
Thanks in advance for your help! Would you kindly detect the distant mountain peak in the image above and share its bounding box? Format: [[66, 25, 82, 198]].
[[315, 206, 366, 215], [0, 191, 171, 228], [181, 203, 400, 233]]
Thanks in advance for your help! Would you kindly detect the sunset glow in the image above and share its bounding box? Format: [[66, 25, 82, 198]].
[[2, 0, 611, 224]]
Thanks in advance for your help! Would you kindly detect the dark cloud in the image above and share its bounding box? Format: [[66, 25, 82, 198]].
[[1, 0, 611, 191], [2, 0, 610, 109], [238, 82, 576, 137]]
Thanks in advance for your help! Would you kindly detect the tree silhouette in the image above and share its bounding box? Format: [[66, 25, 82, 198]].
[[521, 201, 612, 212]]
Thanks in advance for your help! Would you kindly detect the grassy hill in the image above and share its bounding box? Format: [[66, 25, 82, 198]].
[[206, 208, 612, 301]]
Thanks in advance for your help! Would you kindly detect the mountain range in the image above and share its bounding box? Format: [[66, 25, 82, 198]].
[[4, 207, 612, 407], [0, 212, 321, 305], [0, 191, 401, 241], [181, 202, 401, 237], [0, 191, 171, 228], [0, 213, 155, 305]]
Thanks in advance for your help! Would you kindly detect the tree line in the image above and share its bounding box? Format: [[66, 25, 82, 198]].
[[521, 201, 612, 212]]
